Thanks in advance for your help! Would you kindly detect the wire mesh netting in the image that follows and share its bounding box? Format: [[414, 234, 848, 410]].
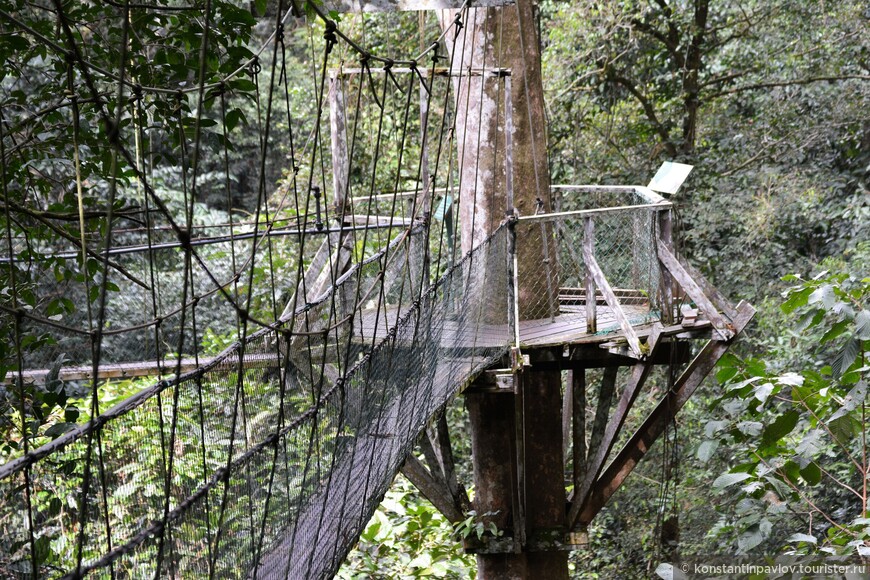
[[515, 187, 668, 338], [0, 1, 510, 576], [0, 223, 512, 579]]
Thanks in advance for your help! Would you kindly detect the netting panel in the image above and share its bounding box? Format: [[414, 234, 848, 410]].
[[516, 202, 666, 336]]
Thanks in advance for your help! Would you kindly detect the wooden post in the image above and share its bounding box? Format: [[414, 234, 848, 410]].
[[504, 74, 515, 213], [329, 72, 350, 219], [465, 388, 526, 577], [584, 217, 597, 334], [522, 369, 568, 578], [571, 369, 586, 497], [418, 76, 432, 217], [658, 209, 674, 325]]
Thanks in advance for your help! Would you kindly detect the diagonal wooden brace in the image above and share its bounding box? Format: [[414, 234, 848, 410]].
[[567, 324, 663, 529], [401, 453, 465, 523], [426, 414, 471, 512], [577, 300, 755, 526], [657, 244, 734, 341], [583, 241, 644, 358]]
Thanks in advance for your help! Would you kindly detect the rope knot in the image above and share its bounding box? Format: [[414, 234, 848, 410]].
[[105, 119, 120, 145], [324, 20, 337, 51], [249, 57, 261, 76], [382, 58, 393, 72], [177, 228, 191, 251]]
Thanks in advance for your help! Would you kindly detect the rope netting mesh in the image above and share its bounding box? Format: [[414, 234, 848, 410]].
[[515, 187, 667, 334], [0, 1, 520, 577], [0, 224, 510, 579]]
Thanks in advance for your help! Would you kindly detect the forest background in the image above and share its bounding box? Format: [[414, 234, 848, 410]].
[[0, 0, 867, 578]]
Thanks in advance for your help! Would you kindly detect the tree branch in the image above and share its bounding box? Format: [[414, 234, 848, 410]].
[[609, 73, 675, 154], [709, 74, 870, 98], [630, 18, 680, 59]]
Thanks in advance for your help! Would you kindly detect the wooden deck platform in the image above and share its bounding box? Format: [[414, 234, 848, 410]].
[[354, 302, 656, 350], [9, 304, 657, 384]]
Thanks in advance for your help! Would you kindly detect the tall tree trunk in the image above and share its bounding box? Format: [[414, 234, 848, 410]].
[[441, 3, 567, 579], [680, 0, 709, 155], [439, 0, 555, 318]]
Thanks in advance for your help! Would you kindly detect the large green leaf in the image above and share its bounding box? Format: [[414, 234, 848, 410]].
[[799, 462, 821, 486], [761, 410, 799, 446], [713, 472, 752, 490]]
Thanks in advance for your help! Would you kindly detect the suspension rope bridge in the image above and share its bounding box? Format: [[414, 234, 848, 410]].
[[0, 1, 751, 578]]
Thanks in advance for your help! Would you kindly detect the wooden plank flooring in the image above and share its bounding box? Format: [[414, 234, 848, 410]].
[[353, 302, 656, 349], [11, 304, 657, 383]]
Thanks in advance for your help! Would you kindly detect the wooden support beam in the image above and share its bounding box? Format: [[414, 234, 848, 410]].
[[418, 81, 432, 217], [503, 75, 515, 212], [658, 210, 675, 325], [571, 370, 587, 498], [401, 454, 464, 523], [585, 367, 618, 481], [427, 414, 471, 511], [513, 371, 527, 547], [657, 244, 733, 341], [562, 372, 572, 466], [419, 429, 446, 482], [584, 218, 596, 334], [671, 250, 738, 321], [7, 352, 281, 384], [279, 235, 331, 320], [577, 301, 755, 526], [567, 324, 662, 529], [329, 74, 350, 217], [583, 218, 643, 357]]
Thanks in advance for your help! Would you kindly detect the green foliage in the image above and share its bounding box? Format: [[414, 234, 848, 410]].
[[706, 248, 870, 555], [452, 510, 503, 541], [0, 355, 83, 464], [338, 474, 476, 579]]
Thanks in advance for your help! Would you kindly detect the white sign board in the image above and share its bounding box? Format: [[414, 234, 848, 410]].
[[647, 162, 693, 195]]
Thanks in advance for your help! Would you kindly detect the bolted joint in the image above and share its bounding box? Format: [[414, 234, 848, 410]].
[[176, 228, 192, 251]]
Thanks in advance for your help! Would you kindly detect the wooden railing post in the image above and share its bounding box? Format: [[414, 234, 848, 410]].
[[328, 72, 349, 219], [658, 208, 674, 325], [584, 216, 597, 333]]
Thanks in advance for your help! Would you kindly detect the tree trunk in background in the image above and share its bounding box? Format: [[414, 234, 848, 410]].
[[438, 0, 552, 247], [441, 2, 567, 578]]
